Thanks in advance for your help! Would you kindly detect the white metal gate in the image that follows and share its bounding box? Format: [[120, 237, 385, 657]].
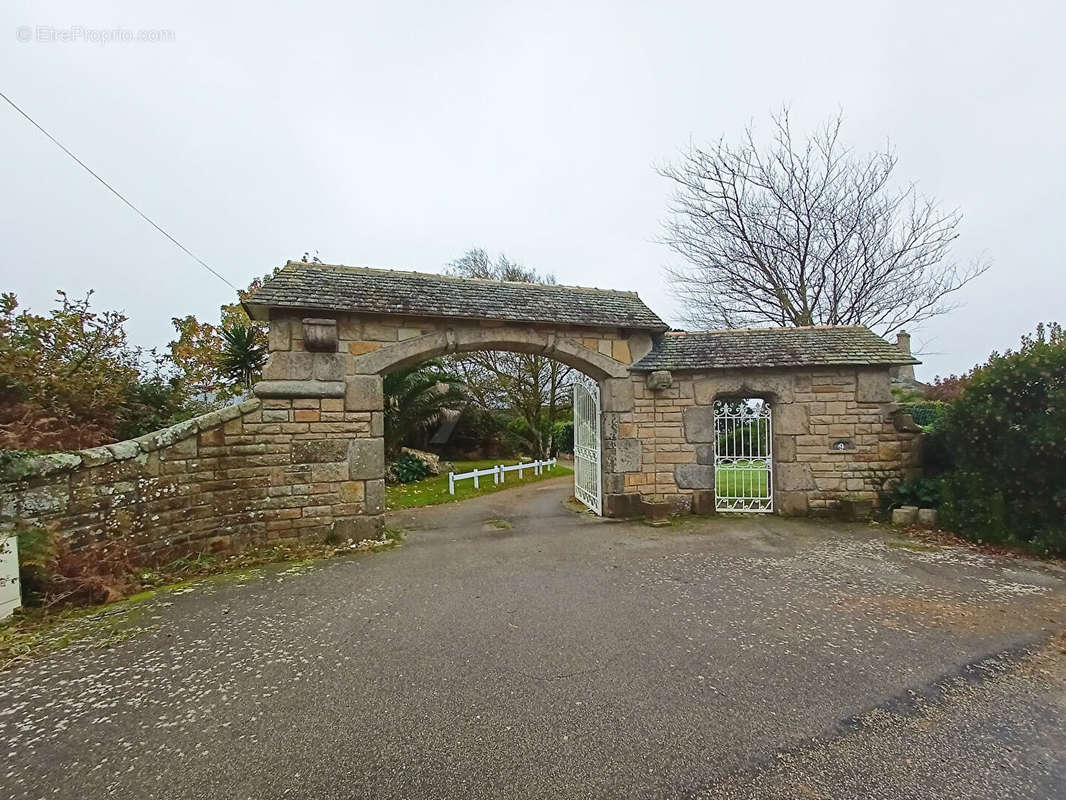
[[714, 398, 773, 513], [573, 372, 602, 515]]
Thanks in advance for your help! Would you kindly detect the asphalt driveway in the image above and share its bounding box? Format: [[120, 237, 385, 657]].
[[2, 477, 1065, 799]]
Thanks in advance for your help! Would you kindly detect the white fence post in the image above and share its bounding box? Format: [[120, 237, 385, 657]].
[[446, 459, 561, 496], [1, 533, 20, 621]]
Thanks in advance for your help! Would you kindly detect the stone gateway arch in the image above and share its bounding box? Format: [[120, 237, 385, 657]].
[[1, 262, 922, 559]]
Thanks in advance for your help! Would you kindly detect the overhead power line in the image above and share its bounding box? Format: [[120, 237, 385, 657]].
[[0, 89, 238, 290]]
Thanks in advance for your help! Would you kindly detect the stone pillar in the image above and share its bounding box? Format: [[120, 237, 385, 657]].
[[252, 315, 386, 544], [341, 374, 387, 538], [600, 375, 643, 517]]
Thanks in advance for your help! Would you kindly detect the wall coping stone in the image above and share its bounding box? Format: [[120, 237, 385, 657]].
[[253, 380, 346, 398], [0, 399, 261, 483]]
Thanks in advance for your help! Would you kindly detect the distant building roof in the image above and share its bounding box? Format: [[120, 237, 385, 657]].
[[632, 326, 920, 371], [244, 262, 669, 332]]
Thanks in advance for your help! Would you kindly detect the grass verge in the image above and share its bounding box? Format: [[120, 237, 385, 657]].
[[387, 459, 574, 510]]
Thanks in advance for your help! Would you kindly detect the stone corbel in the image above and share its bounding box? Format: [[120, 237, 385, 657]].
[[302, 318, 338, 352], [646, 370, 673, 391]]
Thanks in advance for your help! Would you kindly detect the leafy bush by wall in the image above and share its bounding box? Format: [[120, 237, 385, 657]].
[[898, 400, 949, 431], [390, 451, 432, 484], [938, 323, 1065, 555]]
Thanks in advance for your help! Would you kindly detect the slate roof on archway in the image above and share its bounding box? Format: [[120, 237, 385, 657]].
[[244, 262, 668, 332], [631, 326, 920, 370]]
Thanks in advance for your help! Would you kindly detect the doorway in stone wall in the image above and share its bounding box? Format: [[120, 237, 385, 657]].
[[713, 398, 773, 512]]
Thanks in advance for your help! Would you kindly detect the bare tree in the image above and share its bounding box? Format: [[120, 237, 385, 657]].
[[445, 249, 572, 458], [659, 109, 988, 334]]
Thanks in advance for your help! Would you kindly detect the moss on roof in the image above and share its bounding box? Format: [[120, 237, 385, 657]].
[[244, 262, 668, 331], [632, 326, 920, 371]]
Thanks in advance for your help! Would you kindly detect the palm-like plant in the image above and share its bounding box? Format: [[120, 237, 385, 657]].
[[218, 325, 267, 391], [383, 360, 466, 456]]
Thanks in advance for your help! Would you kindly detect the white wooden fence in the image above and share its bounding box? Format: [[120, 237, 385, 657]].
[[448, 458, 558, 495]]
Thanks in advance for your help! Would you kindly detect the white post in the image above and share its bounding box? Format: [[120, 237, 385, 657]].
[[474, 471, 479, 489], [1, 533, 20, 621], [499, 464, 504, 483], [449, 472, 455, 495]]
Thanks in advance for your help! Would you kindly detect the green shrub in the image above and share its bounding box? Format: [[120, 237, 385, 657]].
[[898, 400, 949, 431], [391, 451, 431, 484], [937, 322, 1065, 555], [887, 477, 943, 510], [552, 421, 574, 454]]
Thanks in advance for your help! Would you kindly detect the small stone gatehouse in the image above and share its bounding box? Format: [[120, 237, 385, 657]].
[[1, 262, 921, 557]]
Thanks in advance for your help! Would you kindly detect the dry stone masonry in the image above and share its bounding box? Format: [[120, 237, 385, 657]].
[[0, 262, 922, 558]]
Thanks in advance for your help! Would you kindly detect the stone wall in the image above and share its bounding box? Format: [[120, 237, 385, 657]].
[[619, 366, 920, 515], [0, 398, 383, 560], [0, 310, 922, 556], [256, 310, 650, 522]]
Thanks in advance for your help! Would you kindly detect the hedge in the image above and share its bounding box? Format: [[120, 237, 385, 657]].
[[937, 323, 1065, 555]]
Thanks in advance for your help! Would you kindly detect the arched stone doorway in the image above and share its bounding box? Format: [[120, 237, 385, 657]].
[[245, 261, 667, 533]]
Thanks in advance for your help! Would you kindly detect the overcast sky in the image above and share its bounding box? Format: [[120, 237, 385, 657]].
[[2, 1, 1063, 379]]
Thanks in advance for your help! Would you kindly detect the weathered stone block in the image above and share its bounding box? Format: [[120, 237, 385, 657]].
[[601, 378, 634, 413], [603, 493, 641, 518], [348, 341, 381, 355], [302, 318, 338, 352], [687, 490, 712, 515], [199, 427, 225, 447], [777, 491, 809, 516], [364, 479, 385, 514], [893, 412, 923, 433], [682, 406, 716, 443], [774, 404, 809, 435], [675, 463, 714, 489], [856, 370, 892, 403], [641, 499, 672, 523], [349, 438, 385, 480], [603, 439, 642, 473], [627, 333, 653, 363], [776, 462, 815, 491], [611, 339, 631, 364], [917, 508, 939, 529], [253, 380, 345, 399], [268, 318, 291, 351], [312, 462, 349, 482], [292, 439, 350, 464], [370, 412, 384, 437], [345, 375, 384, 411], [262, 352, 313, 381], [332, 514, 385, 541], [695, 444, 714, 465], [313, 353, 346, 382], [892, 505, 919, 526], [694, 373, 794, 405], [262, 409, 290, 423], [773, 435, 796, 462], [646, 370, 673, 391]]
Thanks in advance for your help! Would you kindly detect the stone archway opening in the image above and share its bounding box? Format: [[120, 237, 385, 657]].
[[244, 261, 666, 533]]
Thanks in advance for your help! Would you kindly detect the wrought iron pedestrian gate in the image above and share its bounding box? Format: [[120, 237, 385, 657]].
[[573, 373, 602, 515], [713, 398, 773, 512]]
